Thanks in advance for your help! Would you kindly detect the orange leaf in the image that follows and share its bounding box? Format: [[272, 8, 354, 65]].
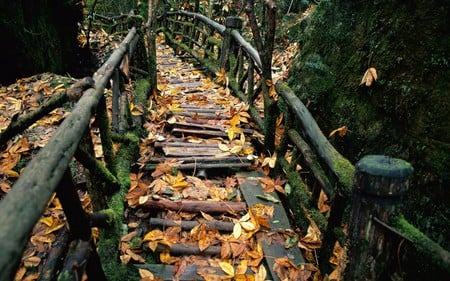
[[329, 125, 348, 138]]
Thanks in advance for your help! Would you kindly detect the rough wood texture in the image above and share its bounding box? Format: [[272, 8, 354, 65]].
[[345, 155, 413, 280], [38, 227, 70, 281], [276, 81, 355, 193], [155, 243, 222, 256], [0, 28, 137, 281], [150, 218, 234, 232], [58, 240, 91, 281], [136, 264, 225, 281], [142, 197, 246, 214], [237, 171, 305, 281], [288, 129, 334, 200], [391, 215, 450, 274]]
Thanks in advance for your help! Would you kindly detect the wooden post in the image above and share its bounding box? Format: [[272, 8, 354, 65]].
[[344, 155, 413, 280], [219, 16, 242, 70]]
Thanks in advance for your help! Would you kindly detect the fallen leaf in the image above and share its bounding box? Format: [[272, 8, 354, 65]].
[[329, 125, 348, 138], [360, 67, 378, 86], [219, 261, 235, 277]]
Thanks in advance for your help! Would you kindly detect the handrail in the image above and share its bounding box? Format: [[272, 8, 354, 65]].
[[0, 27, 138, 280], [159, 10, 450, 276], [167, 11, 226, 34]]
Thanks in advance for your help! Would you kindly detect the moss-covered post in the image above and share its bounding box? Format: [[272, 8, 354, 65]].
[[219, 16, 242, 71], [344, 155, 413, 280]]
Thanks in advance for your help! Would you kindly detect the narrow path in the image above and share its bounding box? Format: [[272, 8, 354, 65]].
[[122, 35, 304, 281]]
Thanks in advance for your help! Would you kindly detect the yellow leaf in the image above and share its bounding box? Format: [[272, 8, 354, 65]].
[[255, 264, 267, 281], [240, 221, 256, 231], [229, 145, 243, 154], [261, 153, 277, 168], [40, 217, 53, 227], [200, 211, 215, 221], [227, 126, 242, 141], [233, 222, 242, 239], [360, 67, 378, 86], [167, 116, 177, 124], [216, 68, 228, 86], [230, 114, 240, 127], [218, 143, 230, 152], [219, 261, 235, 277], [236, 260, 248, 275], [138, 268, 155, 279]]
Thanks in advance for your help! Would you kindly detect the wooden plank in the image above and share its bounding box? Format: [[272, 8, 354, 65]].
[[147, 155, 250, 163], [162, 145, 221, 156], [237, 171, 305, 281], [168, 81, 203, 88], [154, 141, 220, 148], [150, 218, 234, 232], [136, 264, 253, 281], [145, 161, 251, 170], [169, 121, 254, 134], [171, 128, 227, 138]]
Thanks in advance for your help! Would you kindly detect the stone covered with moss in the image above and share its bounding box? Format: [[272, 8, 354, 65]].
[[287, 0, 449, 278]]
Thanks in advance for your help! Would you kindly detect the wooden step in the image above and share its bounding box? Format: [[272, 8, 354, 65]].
[[135, 264, 257, 281], [237, 171, 306, 281]]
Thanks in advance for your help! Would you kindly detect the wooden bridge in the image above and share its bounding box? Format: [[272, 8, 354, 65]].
[[0, 5, 448, 281]]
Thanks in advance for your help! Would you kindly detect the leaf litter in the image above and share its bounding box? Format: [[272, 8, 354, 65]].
[[124, 33, 328, 281]]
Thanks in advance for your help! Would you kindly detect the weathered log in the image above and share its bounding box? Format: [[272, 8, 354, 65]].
[[154, 142, 219, 148], [275, 158, 327, 232], [58, 240, 91, 281], [276, 81, 355, 194], [88, 212, 113, 228], [142, 197, 246, 214], [149, 218, 234, 232], [38, 227, 70, 281], [96, 95, 116, 174], [168, 121, 254, 134], [0, 77, 94, 146], [74, 146, 121, 195], [0, 28, 137, 281], [344, 155, 413, 280], [146, 161, 251, 170], [162, 145, 222, 156], [146, 155, 250, 163], [390, 215, 450, 274], [155, 243, 222, 256], [111, 69, 121, 132], [288, 129, 335, 201]]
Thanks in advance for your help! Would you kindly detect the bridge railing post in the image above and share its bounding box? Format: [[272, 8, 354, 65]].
[[219, 16, 242, 70], [344, 155, 413, 280]]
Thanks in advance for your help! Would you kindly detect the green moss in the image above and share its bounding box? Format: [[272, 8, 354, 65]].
[[135, 79, 150, 103], [98, 132, 139, 280], [332, 155, 355, 195], [99, 209, 118, 225], [287, 1, 450, 277], [391, 215, 450, 274]]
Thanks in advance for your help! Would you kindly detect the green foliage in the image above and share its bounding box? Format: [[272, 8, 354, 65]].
[[287, 0, 450, 278]]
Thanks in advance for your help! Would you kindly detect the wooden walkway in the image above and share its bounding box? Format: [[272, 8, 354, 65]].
[[123, 37, 305, 280]]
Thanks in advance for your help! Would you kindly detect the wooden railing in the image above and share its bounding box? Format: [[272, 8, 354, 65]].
[[159, 10, 450, 278], [0, 22, 144, 280]]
